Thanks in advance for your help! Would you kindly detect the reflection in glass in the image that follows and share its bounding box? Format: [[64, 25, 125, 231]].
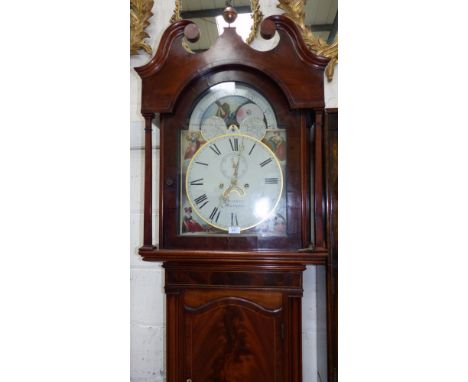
[[180, 0, 253, 51]]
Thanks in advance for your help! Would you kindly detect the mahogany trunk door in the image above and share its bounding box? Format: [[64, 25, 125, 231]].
[[184, 295, 283, 381]]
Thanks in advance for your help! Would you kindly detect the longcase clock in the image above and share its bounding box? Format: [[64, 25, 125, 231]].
[[136, 7, 335, 382]]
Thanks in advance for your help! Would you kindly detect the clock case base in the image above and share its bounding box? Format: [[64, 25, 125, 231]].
[[163, 259, 306, 382], [141, 249, 328, 382]]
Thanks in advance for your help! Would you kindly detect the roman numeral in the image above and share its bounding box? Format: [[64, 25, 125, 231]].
[[209, 143, 222, 156], [189, 178, 204, 186], [265, 177, 279, 184], [231, 212, 239, 227], [259, 157, 273, 167], [209, 207, 221, 222], [229, 137, 239, 151], [195, 161, 208, 166], [194, 194, 208, 209], [248, 143, 256, 156]]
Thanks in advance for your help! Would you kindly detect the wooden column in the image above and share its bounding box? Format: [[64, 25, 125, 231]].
[[314, 109, 326, 249], [301, 112, 311, 248], [142, 112, 154, 248]]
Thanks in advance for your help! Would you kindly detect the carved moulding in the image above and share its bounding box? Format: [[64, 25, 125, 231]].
[[171, 0, 263, 45], [277, 0, 338, 81], [130, 0, 154, 55]]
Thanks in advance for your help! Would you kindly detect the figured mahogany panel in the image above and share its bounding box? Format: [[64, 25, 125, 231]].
[[185, 300, 282, 382]]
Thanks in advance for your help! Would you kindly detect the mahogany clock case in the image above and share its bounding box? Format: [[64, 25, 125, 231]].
[[135, 15, 336, 382], [160, 69, 312, 252], [136, 16, 331, 261]]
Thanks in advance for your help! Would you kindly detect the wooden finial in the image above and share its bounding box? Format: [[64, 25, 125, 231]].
[[260, 19, 276, 40], [184, 23, 200, 43]]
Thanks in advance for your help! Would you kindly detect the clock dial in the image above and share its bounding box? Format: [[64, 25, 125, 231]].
[[239, 116, 266, 140], [185, 134, 283, 231], [236, 103, 264, 124], [180, 82, 288, 236], [189, 82, 278, 140], [200, 116, 227, 141]]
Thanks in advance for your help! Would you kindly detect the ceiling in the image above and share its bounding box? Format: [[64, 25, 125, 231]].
[[181, 0, 337, 51], [304, 0, 338, 42]]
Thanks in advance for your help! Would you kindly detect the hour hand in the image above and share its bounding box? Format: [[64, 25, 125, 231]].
[[223, 184, 245, 200], [231, 157, 240, 179]]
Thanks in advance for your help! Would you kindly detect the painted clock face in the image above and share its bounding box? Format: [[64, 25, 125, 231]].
[[179, 82, 288, 236], [185, 134, 283, 231], [189, 82, 277, 141]]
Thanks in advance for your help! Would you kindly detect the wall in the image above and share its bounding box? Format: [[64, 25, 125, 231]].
[[130, 1, 337, 381]]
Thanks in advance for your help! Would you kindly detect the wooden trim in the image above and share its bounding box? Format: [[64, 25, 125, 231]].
[[167, 289, 186, 382], [290, 296, 302, 382], [324, 108, 338, 382], [139, 248, 328, 265]]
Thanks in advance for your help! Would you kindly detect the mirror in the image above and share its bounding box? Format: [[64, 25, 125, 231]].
[[303, 0, 337, 44], [278, 0, 338, 81], [172, 0, 262, 51]]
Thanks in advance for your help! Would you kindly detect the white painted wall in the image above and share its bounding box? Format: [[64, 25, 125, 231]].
[[130, 1, 337, 381], [130, 3, 166, 381]]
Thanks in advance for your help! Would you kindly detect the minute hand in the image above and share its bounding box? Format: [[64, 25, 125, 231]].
[[223, 141, 245, 199], [232, 138, 245, 180], [233, 156, 240, 179], [223, 157, 244, 198]]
